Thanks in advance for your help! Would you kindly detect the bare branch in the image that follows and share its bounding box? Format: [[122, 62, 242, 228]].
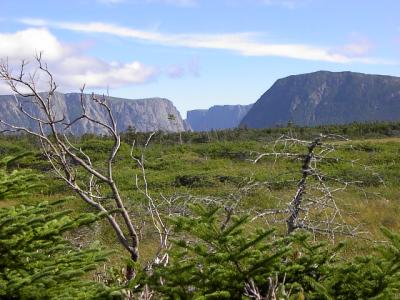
[[0, 55, 141, 280]]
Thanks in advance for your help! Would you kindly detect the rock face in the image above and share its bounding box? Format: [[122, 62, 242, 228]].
[[240, 71, 400, 128], [187, 104, 253, 131], [0, 92, 186, 135]]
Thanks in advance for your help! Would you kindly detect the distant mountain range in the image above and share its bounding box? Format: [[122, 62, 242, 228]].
[[0, 92, 187, 135], [186, 104, 253, 131], [1, 71, 399, 135], [241, 71, 400, 128]]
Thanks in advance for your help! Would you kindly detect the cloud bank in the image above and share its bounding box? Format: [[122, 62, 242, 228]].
[[19, 18, 392, 65], [0, 28, 66, 61], [0, 27, 156, 93]]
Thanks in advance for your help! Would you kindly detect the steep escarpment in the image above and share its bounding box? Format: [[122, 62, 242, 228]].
[[187, 104, 253, 131], [241, 71, 400, 128], [0, 92, 186, 134]]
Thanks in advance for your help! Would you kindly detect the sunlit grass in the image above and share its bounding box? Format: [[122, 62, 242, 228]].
[[1, 133, 399, 266]]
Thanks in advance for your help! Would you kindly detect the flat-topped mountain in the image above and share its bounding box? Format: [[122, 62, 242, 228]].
[[0, 92, 187, 135], [240, 71, 400, 128], [187, 104, 253, 131]]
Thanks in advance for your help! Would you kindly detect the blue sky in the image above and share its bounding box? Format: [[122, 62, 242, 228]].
[[1, 0, 400, 117]]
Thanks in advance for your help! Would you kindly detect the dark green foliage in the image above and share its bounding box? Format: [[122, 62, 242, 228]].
[[134, 121, 400, 144], [0, 155, 121, 299], [147, 205, 289, 299], [0, 124, 399, 299], [146, 205, 331, 299], [147, 205, 400, 299], [192, 142, 251, 160], [174, 174, 213, 188], [324, 228, 400, 299], [0, 201, 122, 299], [0, 154, 42, 200]]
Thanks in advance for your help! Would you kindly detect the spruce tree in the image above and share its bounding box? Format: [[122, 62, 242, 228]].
[[147, 205, 293, 299], [323, 228, 400, 299], [0, 155, 122, 299], [0, 154, 42, 200], [146, 205, 400, 299]]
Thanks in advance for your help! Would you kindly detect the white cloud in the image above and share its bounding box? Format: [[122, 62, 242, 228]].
[[19, 18, 393, 65], [0, 27, 157, 92], [58, 61, 156, 88], [0, 28, 66, 61]]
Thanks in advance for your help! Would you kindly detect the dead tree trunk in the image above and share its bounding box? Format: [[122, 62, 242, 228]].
[[286, 137, 321, 234], [0, 55, 142, 280]]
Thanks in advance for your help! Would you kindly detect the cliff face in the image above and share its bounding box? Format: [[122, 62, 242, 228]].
[[187, 104, 253, 131], [0, 92, 186, 135], [240, 71, 400, 128]]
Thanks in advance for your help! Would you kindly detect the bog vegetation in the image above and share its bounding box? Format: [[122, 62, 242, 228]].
[[0, 120, 400, 299]]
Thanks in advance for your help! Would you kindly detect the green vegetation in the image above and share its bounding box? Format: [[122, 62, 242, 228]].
[[0, 201, 121, 299], [0, 121, 400, 298], [148, 205, 400, 299], [0, 156, 121, 299], [127, 121, 400, 145]]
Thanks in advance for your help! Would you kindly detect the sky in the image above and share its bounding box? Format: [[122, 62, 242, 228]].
[[1, 0, 400, 117]]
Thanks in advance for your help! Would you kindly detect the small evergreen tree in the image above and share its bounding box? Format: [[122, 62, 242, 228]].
[[147, 205, 295, 299], [0, 156, 122, 299], [323, 227, 400, 299], [0, 201, 122, 299], [146, 205, 400, 299], [0, 154, 42, 200]]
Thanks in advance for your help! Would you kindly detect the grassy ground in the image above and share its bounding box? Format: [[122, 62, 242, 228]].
[[1, 133, 399, 264]]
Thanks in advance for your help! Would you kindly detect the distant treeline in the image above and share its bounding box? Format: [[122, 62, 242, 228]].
[[121, 121, 400, 145], [1, 121, 399, 152]]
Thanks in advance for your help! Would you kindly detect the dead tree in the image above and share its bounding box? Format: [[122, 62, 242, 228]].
[[0, 54, 142, 279], [286, 137, 321, 234], [251, 134, 377, 240], [131, 133, 170, 269]]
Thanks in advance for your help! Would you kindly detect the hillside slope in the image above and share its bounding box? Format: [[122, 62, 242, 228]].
[[187, 104, 253, 131], [0, 92, 186, 134], [241, 71, 400, 128]]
